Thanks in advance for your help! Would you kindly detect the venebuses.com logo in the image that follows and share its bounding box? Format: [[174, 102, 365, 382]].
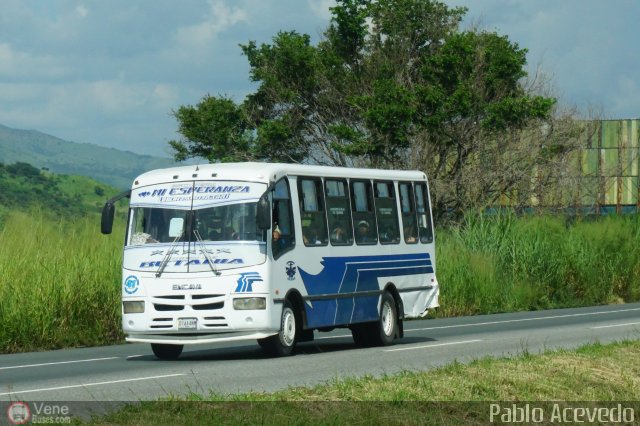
[[6, 402, 31, 425], [5, 401, 72, 424]]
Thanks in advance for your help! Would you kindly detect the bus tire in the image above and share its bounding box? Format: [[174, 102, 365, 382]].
[[258, 300, 298, 356], [374, 291, 398, 346], [151, 343, 183, 360], [351, 323, 374, 347]]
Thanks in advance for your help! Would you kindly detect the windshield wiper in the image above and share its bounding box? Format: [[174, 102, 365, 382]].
[[193, 229, 221, 276], [155, 230, 184, 278]]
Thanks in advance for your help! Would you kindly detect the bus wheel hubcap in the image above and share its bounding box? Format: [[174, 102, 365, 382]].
[[382, 302, 393, 336], [282, 309, 295, 346]]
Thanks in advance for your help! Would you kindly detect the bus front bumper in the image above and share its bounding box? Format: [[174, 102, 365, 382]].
[[125, 331, 277, 345]]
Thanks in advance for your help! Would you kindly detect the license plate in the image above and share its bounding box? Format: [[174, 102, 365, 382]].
[[177, 318, 197, 329]]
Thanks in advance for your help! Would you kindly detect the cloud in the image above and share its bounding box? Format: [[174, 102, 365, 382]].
[[0, 0, 634, 158], [0, 43, 18, 71], [152, 84, 180, 109], [308, 0, 336, 21], [174, 0, 247, 47], [611, 76, 640, 119], [0, 42, 69, 80], [75, 4, 88, 18]]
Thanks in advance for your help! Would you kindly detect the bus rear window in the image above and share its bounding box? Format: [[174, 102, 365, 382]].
[[399, 182, 418, 244], [415, 183, 434, 243]]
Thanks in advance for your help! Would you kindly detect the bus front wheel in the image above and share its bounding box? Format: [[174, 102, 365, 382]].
[[258, 300, 298, 356], [151, 343, 183, 360]]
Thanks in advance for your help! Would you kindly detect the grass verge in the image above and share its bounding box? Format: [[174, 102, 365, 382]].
[[91, 340, 640, 425]]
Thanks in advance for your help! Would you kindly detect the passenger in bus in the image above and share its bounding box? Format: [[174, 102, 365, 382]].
[[356, 220, 375, 243], [379, 227, 395, 243], [272, 221, 289, 256], [222, 226, 237, 240], [330, 226, 346, 244], [303, 225, 322, 245], [272, 222, 281, 241], [404, 225, 418, 243]]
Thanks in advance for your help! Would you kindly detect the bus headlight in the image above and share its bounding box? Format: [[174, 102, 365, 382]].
[[123, 301, 145, 313], [233, 297, 266, 310]]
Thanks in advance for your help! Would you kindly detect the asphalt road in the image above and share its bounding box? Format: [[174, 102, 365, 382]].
[[1, 303, 639, 402]]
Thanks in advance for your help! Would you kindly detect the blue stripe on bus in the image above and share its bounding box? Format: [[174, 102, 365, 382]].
[[297, 253, 433, 328]]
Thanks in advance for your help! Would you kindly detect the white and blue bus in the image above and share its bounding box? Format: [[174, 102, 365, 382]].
[[101, 163, 438, 359]]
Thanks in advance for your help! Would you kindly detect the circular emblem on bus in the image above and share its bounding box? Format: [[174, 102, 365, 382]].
[[124, 275, 140, 294], [7, 402, 31, 425]]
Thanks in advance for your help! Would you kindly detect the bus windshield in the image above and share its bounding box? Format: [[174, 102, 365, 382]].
[[195, 202, 263, 242], [128, 202, 264, 246]]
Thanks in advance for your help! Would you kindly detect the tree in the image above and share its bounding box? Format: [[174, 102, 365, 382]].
[[7, 162, 41, 178], [169, 96, 253, 162], [169, 0, 577, 220]]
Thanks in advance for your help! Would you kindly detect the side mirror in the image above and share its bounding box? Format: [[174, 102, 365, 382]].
[[256, 193, 271, 230], [99, 189, 131, 236], [101, 203, 115, 234]]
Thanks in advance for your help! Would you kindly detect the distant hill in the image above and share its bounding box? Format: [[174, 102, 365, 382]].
[[0, 161, 122, 216], [0, 124, 180, 189]]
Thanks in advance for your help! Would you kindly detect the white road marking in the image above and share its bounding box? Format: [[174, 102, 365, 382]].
[[590, 321, 640, 330], [314, 307, 640, 340], [316, 334, 351, 340], [383, 339, 483, 352], [0, 373, 187, 396], [405, 307, 640, 332], [0, 357, 119, 371], [125, 354, 145, 359]]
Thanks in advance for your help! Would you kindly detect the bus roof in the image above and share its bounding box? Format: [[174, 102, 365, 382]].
[[132, 162, 427, 188]]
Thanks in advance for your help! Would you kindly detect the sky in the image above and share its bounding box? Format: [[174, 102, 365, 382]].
[[0, 1, 638, 157]]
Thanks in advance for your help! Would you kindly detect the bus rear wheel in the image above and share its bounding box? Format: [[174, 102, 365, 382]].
[[151, 343, 184, 360], [258, 300, 298, 356], [351, 323, 373, 346], [351, 291, 398, 347], [376, 291, 399, 346]]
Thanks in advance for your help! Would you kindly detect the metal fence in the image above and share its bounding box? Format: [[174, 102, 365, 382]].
[[576, 119, 639, 214], [514, 119, 640, 215]]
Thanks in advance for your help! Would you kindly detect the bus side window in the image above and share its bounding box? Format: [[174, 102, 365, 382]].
[[351, 180, 377, 245], [325, 179, 353, 246], [374, 181, 400, 244], [298, 177, 328, 247], [415, 183, 434, 243], [399, 182, 418, 244], [272, 178, 295, 258]]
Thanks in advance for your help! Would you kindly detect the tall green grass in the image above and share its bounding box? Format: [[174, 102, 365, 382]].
[[1, 210, 639, 353], [0, 210, 124, 352], [436, 213, 640, 316]]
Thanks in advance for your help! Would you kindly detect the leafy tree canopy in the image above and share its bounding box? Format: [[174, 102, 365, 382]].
[[169, 0, 564, 218]]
